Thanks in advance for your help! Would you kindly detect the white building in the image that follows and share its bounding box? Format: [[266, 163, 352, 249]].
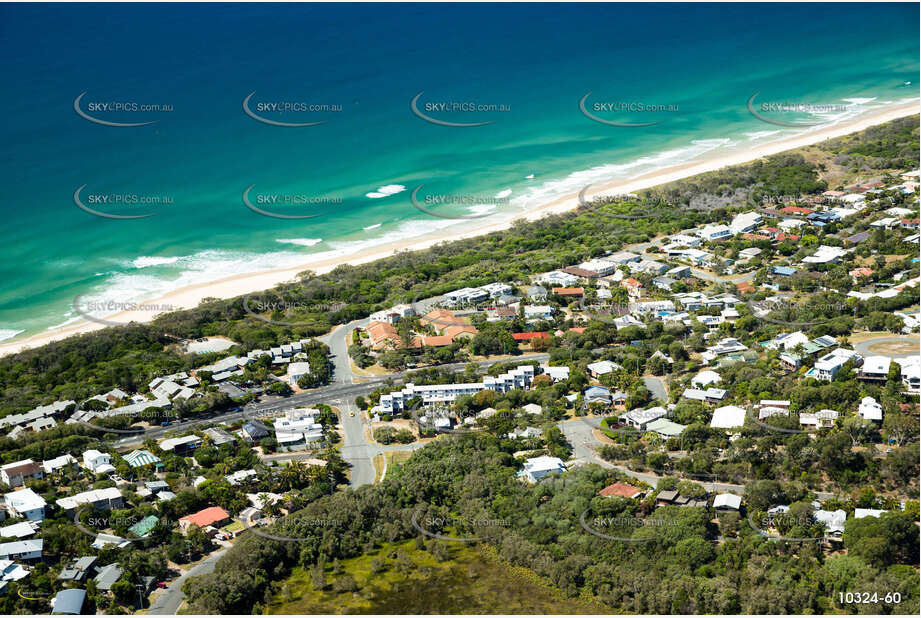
[[82, 450, 114, 475], [480, 282, 514, 298], [519, 456, 566, 483], [444, 287, 489, 305], [0, 539, 43, 561], [713, 493, 742, 510], [41, 454, 78, 475], [696, 224, 732, 242], [799, 409, 838, 428], [536, 271, 579, 287], [523, 305, 554, 320], [898, 356, 920, 392], [691, 370, 721, 388], [3, 488, 46, 522], [810, 349, 859, 381], [379, 366, 536, 413], [730, 212, 763, 235], [622, 406, 668, 430], [857, 396, 883, 422], [578, 259, 617, 276], [710, 405, 747, 429], [287, 361, 311, 386], [542, 366, 570, 382], [802, 245, 848, 265], [859, 355, 891, 380], [55, 487, 124, 513]]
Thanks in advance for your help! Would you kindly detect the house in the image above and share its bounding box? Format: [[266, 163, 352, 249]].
[[526, 285, 548, 300], [510, 332, 548, 344], [0, 538, 42, 561], [522, 403, 543, 416], [583, 386, 611, 405], [691, 370, 721, 388], [899, 356, 920, 392], [82, 450, 114, 475], [444, 287, 488, 305], [771, 265, 797, 277], [94, 563, 124, 592], [51, 589, 87, 615], [287, 361, 311, 386], [854, 508, 888, 519], [606, 251, 642, 265], [42, 454, 78, 476], [653, 276, 678, 291], [443, 324, 479, 341], [536, 271, 579, 287], [802, 245, 848, 265], [620, 278, 643, 298], [656, 490, 679, 506], [857, 396, 883, 422], [542, 366, 570, 382], [0, 460, 44, 488], [799, 409, 839, 428], [599, 482, 643, 499], [730, 212, 762, 235], [242, 420, 271, 442], [682, 388, 727, 403], [91, 534, 130, 550], [56, 556, 97, 583], [815, 509, 846, 540], [158, 434, 203, 455], [203, 427, 235, 446], [701, 338, 748, 362], [645, 418, 686, 438], [179, 506, 231, 533], [523, 305, 554, 320], [3, 488, 46, 521], [366, 320, 401, 350], [552, 287, 584, 298], [578, 258, 618, 276], [56, 487, 124, 513], [128, 515, 160, 539], [122, 449, 161, 468], [858, 355, 891, 382], [809, 348, 859, 381], [587, 360, 622, 378], [622, 407, 667, 430], [696, 224, 732, 241], [666, 265, 691, 278], [710, 405, 747, 429], [519, 456, 566, 483], [225, 469, 258, 486], [713, 493, 742, 511], [0, 521, 38, 539], [422, 335, 453, 347], [509, 426, 542, 439]]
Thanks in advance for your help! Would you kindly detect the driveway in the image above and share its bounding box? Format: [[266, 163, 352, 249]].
[[147, 549, 226, 615]]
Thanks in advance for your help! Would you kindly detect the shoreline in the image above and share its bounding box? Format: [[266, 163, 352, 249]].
[[2, 100, 918, 357]]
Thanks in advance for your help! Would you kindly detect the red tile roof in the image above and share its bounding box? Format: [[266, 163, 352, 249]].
[[179, 506, 230, 528], [599, 482, 643, 499], [552, 287, 584, 296], [512, 332, 550, 341]]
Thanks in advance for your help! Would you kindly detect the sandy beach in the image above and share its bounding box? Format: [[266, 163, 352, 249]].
[[2, 101, 918, 357]]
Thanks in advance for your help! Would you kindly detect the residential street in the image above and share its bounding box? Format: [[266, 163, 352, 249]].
[[147, 549, 226, 615]]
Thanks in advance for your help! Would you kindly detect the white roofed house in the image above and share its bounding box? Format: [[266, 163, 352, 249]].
[[802, 245, 849, 265], [586, 360, 623, 379], [536, 270, 579, 287], [710, 405, 747, 430], [0, 538, 43, 561], [518, 456, 566, 483], [691, 370, 721, 388], [3, 488, 46, 522], [55, 487, 124, 515], [808, 348, 860, 381], [158, 434, 203, 455], [578, 258, 618, 276], [42, 454, 78, 476], [287, 361, 311, 386], [82, 449, 115, 475], [621, 406, 668, 430], [815, 509, 846, 541], [857, 396, 883, 422], [713, 493, 742, 511], [898, 356, 920, 393], [799, 409, 839, 428], [730, 211, 763, 235], [696, 224, 732, 242], [542, 366, 570, 382], [701, 338, 748, 362], [857, 355, 891, 382]]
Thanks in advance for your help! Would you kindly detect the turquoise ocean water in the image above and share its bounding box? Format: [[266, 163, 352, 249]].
[[0, 2, 918, 341]]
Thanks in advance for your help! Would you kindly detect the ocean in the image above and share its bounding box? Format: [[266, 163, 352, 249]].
[[0, 2, 918, 341]]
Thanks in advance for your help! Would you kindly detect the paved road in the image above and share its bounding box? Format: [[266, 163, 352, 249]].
[[852, 334, 920, 359], [147, 549, 226, 615], [642, 376, 668, 402]]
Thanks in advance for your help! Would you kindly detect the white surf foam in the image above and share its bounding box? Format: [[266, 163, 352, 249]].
[[275, 238, 323, 247], [365, 184, 406, 199]]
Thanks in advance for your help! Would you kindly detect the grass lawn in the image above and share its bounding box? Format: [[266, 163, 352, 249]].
[[372, 450, 413, 483], [265, 539, 612, 614]]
